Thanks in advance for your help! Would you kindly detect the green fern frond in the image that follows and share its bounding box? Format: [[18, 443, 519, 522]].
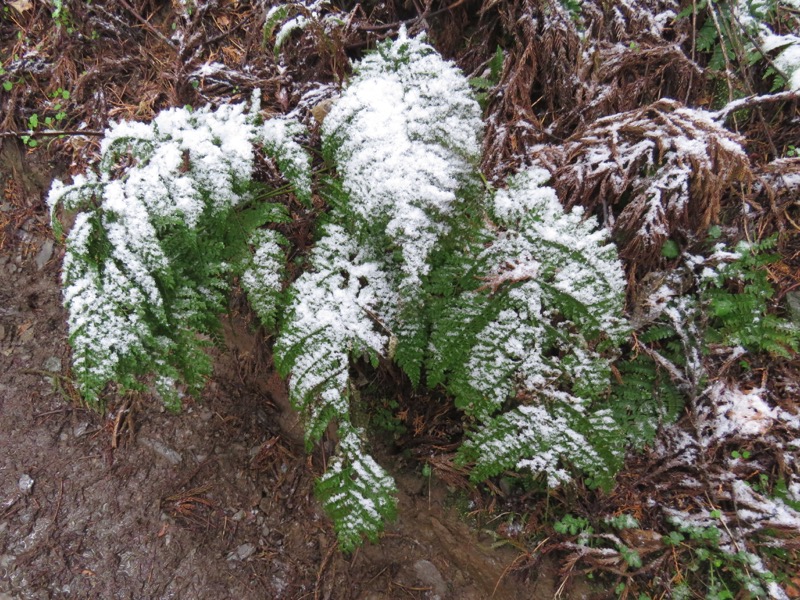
[[436, 167, 629, 486], [49, 98, 301, 408], [258, 118, 312, 206], [433, 168, 627, 418], [321, 27, 483, 307], [458, 402, 624, 490], [703, 236, 800, 357], [274, 224, 397, 443], [315, 423, 397, 552], [611, 351, 684, 449], [242, 229, 288, 330]]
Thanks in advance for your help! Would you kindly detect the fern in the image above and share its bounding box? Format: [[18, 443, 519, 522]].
[[610, 337, 685, 450], [271, 32, 631, 547], [315, 423, 397, 553], [438, 169, 629, 486], [55, 33, 633, 551], [459, 404, 626, 491], [274, 30, 485, 547], [49, 96, 310, 408], [273, 224, 397, 444], [702, 236, 799, 357]]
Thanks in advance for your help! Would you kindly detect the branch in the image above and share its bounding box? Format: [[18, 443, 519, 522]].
[[0, 129, 105, 138], [711, 91, 800, 121], [117, 0, 177, 51]]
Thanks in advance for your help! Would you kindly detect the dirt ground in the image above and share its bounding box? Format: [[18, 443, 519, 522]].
[[0, 141, 594, 600]]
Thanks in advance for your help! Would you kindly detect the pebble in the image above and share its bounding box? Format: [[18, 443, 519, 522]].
[[787, 291, 800, 324], [19, 326, 34, 344], [34, 239, 54, 270], [227, 543, 256, 561], [42, 356, 61, 373], [232, 509, 247, 522], [0, 324, 5, 342], [413, 559, 448, 599], [236, 543, 256, 560], [18, 474, 34, 495], [139, 437, 182, 465]]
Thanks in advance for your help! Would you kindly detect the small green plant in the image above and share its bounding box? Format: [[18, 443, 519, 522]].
[[678, 0, 800, 97], [469, 46, 504, 110], [0, 66, 11, 92], [51, 0, 73, 32], [370, 398, 406, 436], [554, 513, 592, 536], [703, 235, 799, 357], [664, 521, 782, 599]]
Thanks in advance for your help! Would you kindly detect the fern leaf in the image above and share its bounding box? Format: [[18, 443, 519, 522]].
[[433, 167, 629, 487], [315, 423, 397, 552], [321, 28, 483, 300], [274, 225, 397, 443], [258, 118, 312, 206], [48, 98, 291, 407], [242, 229, 287, 330], [458, 402, 624, 490]]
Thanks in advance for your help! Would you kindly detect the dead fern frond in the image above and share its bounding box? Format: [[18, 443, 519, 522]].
[[481, 0, 585, 177], [582, 42, 704, 121], [534, 99, 751, 264], [582, 0, 688, 45]]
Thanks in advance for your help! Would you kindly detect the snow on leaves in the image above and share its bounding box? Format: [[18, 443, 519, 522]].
[[315, 423, 398, 553], [534, 99, 750, 262], [322, 27, 483, 291], [274, 224, 398, 443], [49, 96, 309, 406]]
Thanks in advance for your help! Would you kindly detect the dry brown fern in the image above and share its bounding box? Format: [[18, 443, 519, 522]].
[[480, 0, 585, 177], [532, 98, 751, 264]]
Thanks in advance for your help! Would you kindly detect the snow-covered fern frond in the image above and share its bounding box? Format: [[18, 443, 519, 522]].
[[49, 97, 310, 407], [431, 168, 627, 416], [321, 28, 484, 382], [460, 404, 626, 490], [274, 224, 398, 444], [242, 229, 289, 330], [315, 423, 398, 552]]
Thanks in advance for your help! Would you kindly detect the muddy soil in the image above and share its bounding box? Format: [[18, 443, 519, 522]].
[[0, 141, 592, 600]]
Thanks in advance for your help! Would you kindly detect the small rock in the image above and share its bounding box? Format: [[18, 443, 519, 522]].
[[73, 422, 89, 437], [413, 559, 448, 599], [232, 509, 247, 522], [236, 543, 256, 560], [227, 543, 256, 561], [34, 239, 54, 270], [42, 356, 61, 373], [19, 326, 34, 344], [139, 437, 182, 465], [18, 474, 34, 495], [0, 324, 5, 341], [787, 291, 800, 325]]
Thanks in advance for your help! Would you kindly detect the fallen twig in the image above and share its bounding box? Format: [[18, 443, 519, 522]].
[[0, 129, 105, 138], [711, 91, 800, 121]]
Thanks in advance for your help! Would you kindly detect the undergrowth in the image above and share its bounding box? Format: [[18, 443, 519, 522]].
[[45, 11, 800, 598]]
